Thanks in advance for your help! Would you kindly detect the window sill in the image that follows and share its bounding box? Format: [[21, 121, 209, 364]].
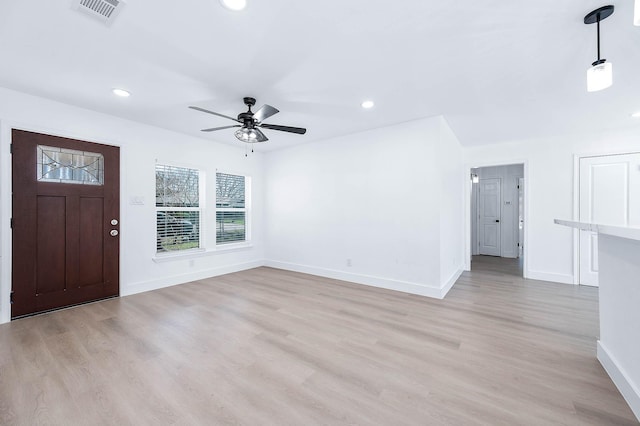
[[152, 244, 253, 263]]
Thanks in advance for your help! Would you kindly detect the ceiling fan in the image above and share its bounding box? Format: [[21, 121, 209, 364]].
[[189, 97, 307, 143]]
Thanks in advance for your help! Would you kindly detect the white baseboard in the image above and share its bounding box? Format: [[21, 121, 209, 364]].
[[121, 259, 265, 297], [597, 341, 640, 421], [526, 269, 574, 285], [265, 260, 458, 299], [441, 268, 464, 298]]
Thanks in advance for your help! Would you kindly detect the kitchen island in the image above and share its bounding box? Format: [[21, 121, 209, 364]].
[[555, 219, 640, 421]]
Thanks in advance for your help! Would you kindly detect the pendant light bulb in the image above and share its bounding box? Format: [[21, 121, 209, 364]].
[[587, 61, 613, 92]]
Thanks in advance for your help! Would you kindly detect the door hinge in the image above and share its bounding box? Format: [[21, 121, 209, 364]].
[[10, 218, 13, 229], [10, 291, 14, 304], [9, 144, 12, 154]]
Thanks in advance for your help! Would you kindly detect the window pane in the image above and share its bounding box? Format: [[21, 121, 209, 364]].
[[37, 145, 104, 185], [157, 211, 200, 252], [155, 164, 201, 254], [216, 211, 245, 244], [216, 173, 245, 208], [156, 165, 199, 208]]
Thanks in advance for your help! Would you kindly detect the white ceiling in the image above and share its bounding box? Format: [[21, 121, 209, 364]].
[[1, 0, 640, 151]]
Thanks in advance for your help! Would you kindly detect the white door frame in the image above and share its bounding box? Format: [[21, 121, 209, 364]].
[[0, 119, 10, 324], [464, 160, 529, 278], [572, 151, 640, 285], [518, 177, 524, 258]]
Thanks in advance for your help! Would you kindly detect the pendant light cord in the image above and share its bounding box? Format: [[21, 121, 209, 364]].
[[597, 18, 601, 61]]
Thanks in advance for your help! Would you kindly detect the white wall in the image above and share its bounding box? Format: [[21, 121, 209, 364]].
[[264, 116, 465, 298], [438, 120, 465, 291], [0, 87, 265, 323], [464, 129, 640, 284], [471, 164, 524, 258]]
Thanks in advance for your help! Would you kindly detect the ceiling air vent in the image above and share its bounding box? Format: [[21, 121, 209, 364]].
[[72, 0, 125, 26]]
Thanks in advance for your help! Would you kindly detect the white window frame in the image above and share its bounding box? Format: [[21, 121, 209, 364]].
[[215, 171, 251, 246], [155, 163, 205, 255]]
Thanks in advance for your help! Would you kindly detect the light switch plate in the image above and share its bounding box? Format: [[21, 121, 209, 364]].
[[130, 196, 145, 205]]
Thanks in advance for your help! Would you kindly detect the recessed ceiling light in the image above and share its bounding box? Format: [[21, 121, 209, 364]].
[[220, 0, 246, 11], [112, 88, 130, 97], [361, 100, 375, 109], [632, 111, 640, 118]]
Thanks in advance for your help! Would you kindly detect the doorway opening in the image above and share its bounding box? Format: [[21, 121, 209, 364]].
[[469, 163, 525, 277]]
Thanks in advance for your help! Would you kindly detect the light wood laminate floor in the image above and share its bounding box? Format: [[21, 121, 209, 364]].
[[471, 254, 523, 277], [1, 263, 638, 425]]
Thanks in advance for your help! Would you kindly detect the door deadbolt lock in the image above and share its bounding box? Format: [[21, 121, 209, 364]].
[[110, 230, 119, 237], [111, 219, 118, 226]]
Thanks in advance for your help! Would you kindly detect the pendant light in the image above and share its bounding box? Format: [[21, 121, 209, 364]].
[[584, 5, 614, 92]]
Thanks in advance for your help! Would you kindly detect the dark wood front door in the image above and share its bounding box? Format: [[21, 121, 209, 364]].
[[11, 129, 120, 318]]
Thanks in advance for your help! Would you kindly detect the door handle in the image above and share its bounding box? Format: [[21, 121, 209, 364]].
[[495, 219, 500, 223]]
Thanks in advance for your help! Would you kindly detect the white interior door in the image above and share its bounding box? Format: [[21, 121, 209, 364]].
[[579, 153, 640, 286], [518, 177, 524, 258], [479, 178, 501, 256]]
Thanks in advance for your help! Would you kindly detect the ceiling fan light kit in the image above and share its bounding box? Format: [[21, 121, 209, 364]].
[[189, 97, 306, 148], [584, 5, 614, 92], [235, 128, 255, 141]]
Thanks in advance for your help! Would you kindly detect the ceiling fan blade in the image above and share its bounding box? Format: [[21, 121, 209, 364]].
[[253, 104, 279, 122], [253, 128, 269, 142], [189, 106, 239, 122], [201, 125, 241, 132], [259, 123, 307, 135]]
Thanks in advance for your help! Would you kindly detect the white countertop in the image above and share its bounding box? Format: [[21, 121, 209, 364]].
[[555, 219, 640, 242]]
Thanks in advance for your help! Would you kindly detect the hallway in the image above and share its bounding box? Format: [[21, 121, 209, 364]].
[[471, 254, 523, 277]]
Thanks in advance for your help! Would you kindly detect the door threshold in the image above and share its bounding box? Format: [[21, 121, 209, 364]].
[[11, 295, 119, 321]]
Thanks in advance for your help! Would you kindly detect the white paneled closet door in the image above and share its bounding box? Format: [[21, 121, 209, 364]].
[[579, 153, 640, 286]]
